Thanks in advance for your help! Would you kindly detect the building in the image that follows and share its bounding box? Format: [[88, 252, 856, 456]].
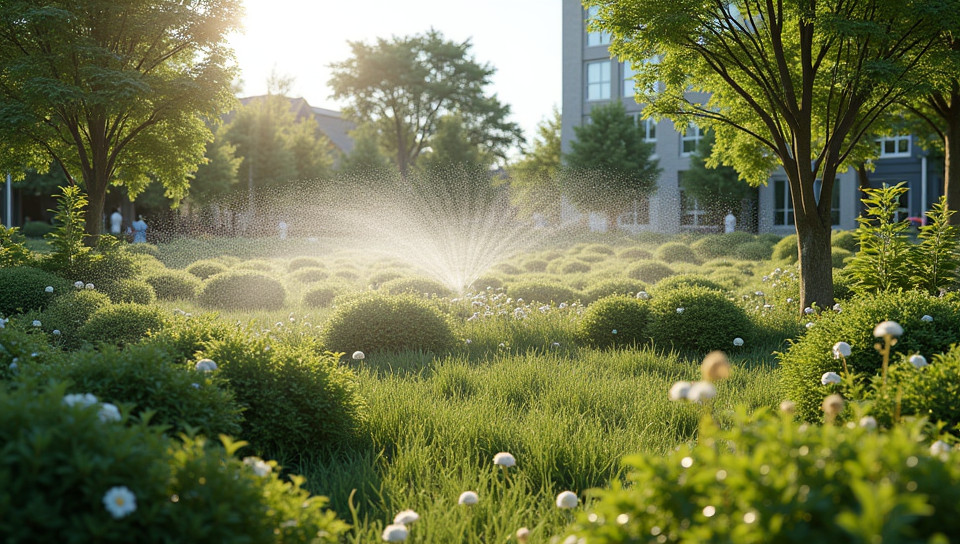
[[560, 0, 943, 234]]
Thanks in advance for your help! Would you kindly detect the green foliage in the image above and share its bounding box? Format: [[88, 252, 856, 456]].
[[680, 130, 756, 219], [379, 276, 453, 298], [582, 278, 649, 304], [772, 234, 799, 263], [0, 267, 69, 316], [0, 226, 32, 268], [302, 284, 344, 308], [626, 260, 675, 283], [848, 183, 914, 293], [141, 315, 237, 364], [198, 272, 287, 311], [200, 331, 366, 454], [286, 256, 325, 272], [909, 196, 960, 294], [832, 247, 853, 268], [653, 274, 726, 294], [648, 285, 752, 354], [289, 266, 330, 283], [78, 303, 168, 347], [143, 269, 201, 301], [733, 240, 774, 261], [868, 344, 960, 433], [506, 280, 581, 304], [107, 279, 157, 305], [19, 221, 54, 238], [779, 290, 960, 423], [44, 185, 91, 269], [570, 409, 960, 543], [186, 259, 230, 280], [506, 107, 563, 223], [832, 230, 859, 252], [618, 246, 653, 260], [322, 293, 456, 354], [653, 242, 698, 264], [40, 289, 111, 345], [577, 295, 650, 349], [559, 260, 592, 274], [690, 232, 758, 260], [0, 323, 58, 380]]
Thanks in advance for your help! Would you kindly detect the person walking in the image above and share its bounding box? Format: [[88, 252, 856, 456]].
[[109, 208, 123, 235], [132, 215, 148, 243]]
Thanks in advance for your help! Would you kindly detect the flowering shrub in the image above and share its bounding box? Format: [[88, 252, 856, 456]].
[[870, 344, 960, 432], [626, 260, 675, 284], [654, 242, 699, 264], [648, 285, 752, 354], [0, 322, 57, 380], [568, 408, 960, 543], [40, 289, 112, 347], [197, 271, 287, 311], [78, 303, 168, 347], [322, 293, 456, 355], [506, 280, 581, 304], [380, 276, 453, 298], [185, 259, 229, 280], [576, 295, 650, 349], [0, 266, 69, 316], [143, 269, 201, 301], [581, 278, 649, 304]]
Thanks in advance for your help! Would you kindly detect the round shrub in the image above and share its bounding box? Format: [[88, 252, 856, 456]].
[[832, 230, 858, 252], [20, 220, 54, 238], [582, 278, 649, 304], [331, 269, 361, 282], [506, 280, 580, 304], [872, 344, 960, 432], [144, 269, 201, 301], [583, 243, 616, 256], [198, 271, 286, 311], [653, 274, 727, 294], [560, 260, 592, 274], [302, 284, 344, 308], [575, 253, 606, 263], [201, 332, 366, 454], [690, 234, 754, 260], [106, 278, 157, 305], [470, 275, 504, 290], [0, 267, 70, 316], [379, 276, 453, 298], [236, 259, 276, 273], [732, 240, 773, 261], [757, 232, 782, 245], [626, 260, 675, 283], [41, 290, 112, 342], [522, 258, 549, 273], [618, 247, 653, 260], [654, 242, 698, 264], [289, 266, 330, 284], [648, 285, 752, 353], [772, 234, 798, 263], [186, 259, 229, 280], [576, 295, 650, 348], [494, 262, 522, 275], [78, 303, 168, 347], [779, 290, 960, 423], [286, 256, 324, 272], [140, 314, 237, 364], [123, 242, 160, 258], [322, 293, 456, 354], [831, 247, 852, 268], [366, 269, 403, 287]]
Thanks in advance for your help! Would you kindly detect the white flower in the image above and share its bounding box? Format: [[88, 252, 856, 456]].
[[393, 509, 419, 525], [44, 286, 54, 293], [687, 381, 717, 403], [804, 307, 814, 315], [636, 291, 650, 300], [833, 303, 842, 312], [382, 523, 408, 542], [8, 362, 18, 371], [669, 381, 691, 401], [195, 359, 217, 372], [352, 351, 365, 360], [701, 351, 731, 382], [822, 394, 845, 417], [102, 486, 137, 519], [52, 329, 61, 336], [458, 491, 479, 505], [921, 315, 934, 322], [85, 283, 95, 290], [552, 342, 561, 348], [611, 329, 617, 335], [191, 383, 200, 389], [931, 440, 952, 456], [779, 400, 796, 414], [63, 393, 98, 408], [832, 342, 852, 359], [733, 337, 744, 347], [98, 403, 121, 423], [909, 354, 928, 369], [873, 320, 903, 337], [516, 527, 531, 543], [31, 320, 41, 327], [556, 490, 579, 509], [755, 291, 764, 297], [786, 297, 794, 303], [74, 281, 84, 289], [821, 372, 842, 385], [243, 456, 272, 477], [859, 416, 877, 430], [493, 452, 516, 468], [805, 322, 814, 329], [0, 317, 6, 328], [676, 307, 684, 314]]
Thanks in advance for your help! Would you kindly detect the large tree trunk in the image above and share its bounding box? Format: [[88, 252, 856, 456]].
[[83, 178, 106, 242], [795, 218, 834, 310], [945, 125, 960, 225]]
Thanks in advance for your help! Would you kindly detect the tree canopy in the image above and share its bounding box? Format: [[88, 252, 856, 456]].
[[0, 0, 242, 237], [681, 130, 756, 228], [506, 108, 563, 224]]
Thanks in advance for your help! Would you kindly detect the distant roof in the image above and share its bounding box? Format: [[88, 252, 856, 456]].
[[235, 95, 355, 154]]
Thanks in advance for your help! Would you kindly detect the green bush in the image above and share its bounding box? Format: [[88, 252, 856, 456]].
[[286, 256, 324, 272], [654, 242, 698, 264], [570, 409, 960, 543], [186, 259, 229, 280], [690, 233, 756, 260], [379, 276, 453, 298], [779, 290, 960, 423], [522, 258, 549, 272], [302, 284, 346, 308], [198, 272, 287, 311], [105, 278, 157, 305], [0, 323, 57, 380], [626, 260, 675, 283], [867, 344, 960, 432], [583, 243, 616, 255], [470, 275, 504, 290], [78, 303, 168, 347], [141, 315, 237, 364], [560, 260, 592, 274], [201, 331, 366, 453], [331, 269, 361, 282], [832, 247, 853, 268], [648, 285, 752, 353], [832, 230, 858, 252], [733, 240, 773, 261], [772, 234, 798, 263], [123, 242, 160, 258], [0, 267, 70, 316], [0, 226, 33, 268], [144, 269, 201, 301], [41, 289, 112, 344], [582, 278, 649, 304], [576, 295, 650, 348], [289, 266, 330, 283], [0, 382, 346, 543], [236, 259, 277, 273], [494, 262, 521, 275], [20, 220, 54, 238], [653, 274, 727, 294], [617, 247, 653, 260], [322, 293, 456, 354], [506, 280, 580, 304], [365, 269, 402, 287]]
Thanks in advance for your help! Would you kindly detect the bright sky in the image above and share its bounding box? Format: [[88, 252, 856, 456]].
[[227, 0, 562, 150]]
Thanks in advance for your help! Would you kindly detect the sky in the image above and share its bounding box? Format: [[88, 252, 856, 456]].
[[227, 0, 563, 149]]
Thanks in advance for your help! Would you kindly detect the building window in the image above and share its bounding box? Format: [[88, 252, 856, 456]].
[[623, 58, 661, 98], [586, 61, 611, 101], [681, 122, 703, 155], [773, 179, 794, 226], [618, 197, 650, 227], [679, 183, 707, 227], [585, 6, 611, 46], [642, 117, 657, 142], [876, 135, 911, 158]]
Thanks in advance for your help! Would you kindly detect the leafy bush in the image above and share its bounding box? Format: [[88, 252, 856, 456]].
[[582, 278, 649, 304], [560, 260, 592, 274], [365, 269, 402, 287], [186, 259, 229, 280], [0, 267, 69, 316], [583, 243, 616, 256], [322, 293, 456, 354], [201, 332, 366, 453], [0, 226, 33, 268], [123, 242, 160, 258], [909, 196, 960, 295], [0, 323, 57, 380], [772, 234, 798, 263], [0, 382, 346, 543], [506, 280, 580, 304], [648, 285, 752, 353], [236, 259, 277, 273], [78, 303, 168, 347], [832, 230, 858, 252], [576, 295, 650, 349], [847, 183, 913, 293], [141, 315, 237, 363], [105, 278, 157, 305], [654, 242, 698, 264], [617, 247, 653, 260], [626, 260, 675, 283], [494, 262, 521, 275], [302, 284, 346, 308], [144, 269, 201, 301], [733, 240, 773, 261], [331, 269, 361, 282], [868, 344, 960, 432], [470, 275, 504, 290], [286, 256, 324, 272], [20, 220, 54, 238], [570, 409, 960, 543], [289, 266, 330, 283], [779, 290, 960, 423], [653, 274, 727, 294], [831, 247, 852, 268], [379, 276, 453, 297], [198, 272, 287, 311], [690, 233, 755, 260], [522, 258, 549, 272], [41, 289, 112, 345]]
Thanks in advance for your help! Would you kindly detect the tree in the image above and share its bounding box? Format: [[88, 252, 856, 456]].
[[329, 29, 524, 177], [681, 130, 756, 229], [507, 108, 563, 224], [335, 122, 398, 181], [592, 0, 950, 308], [188, 130, 242, 209], [564, 101, 661, 230], [0, 0, 241, 238], [417, 114, 492, 172]]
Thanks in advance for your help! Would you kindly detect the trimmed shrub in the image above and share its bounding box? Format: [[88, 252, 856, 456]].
[[583, 243, 616, 255], [522, 258, 549, 273], [379, 276, 453, 298], [142, 315, 237, 364], [832, 230, 858, 252], [576, 295, 650, 348], [494, 262, 522, 275], [560, 260, 592, 274], [198, 272, 286, 311], [78, 303, 168, 347], [289, 266, 330, 284], [286, 256, 324, 272], [0, 267, 70, 316], [653, 274, 727, 294], [772, 234, 798, 263], [617, 247, 653, 260], [366, 269, 403, 287], [582, 278, 649, 304], [20, 220, 54, 238], [506, 280, 580, 304], [322, 293, 456, 354], [186, 259, 229, 280], [331, 269, 361, 282], [690, 234, 755, 260], [0, 323, 58, 380], [144, 269, 201, 301], [832, 247, 853, 268], [123, 242, 160, 258], [732, 240, 773, 261], [201, 331, 366, 453], [236, 259, 276, 273], [648, 285, 752, 353], [626, 260, 675, 283], [105, 278, 157, 305], [654, 242, 698, 264], [780, 291, 960, 423], [302, 284, 344, 308], [41, 289, 112, 344], [470, 275, 504, 290]]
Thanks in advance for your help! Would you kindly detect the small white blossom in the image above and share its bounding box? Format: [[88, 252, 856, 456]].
[[636, 291, 650, 300], [805, 322, 814, 329], [63, 393, 98, 408], [194, 359, 217, 372], [821, 372, 842, 385], [493, 452, 516, 468], [352, 351, 365, 360], [31, 320, 41, 327], [676, 307, 684, 314], [909, 354, 928, 369], [393, 509, 419, 525], [0, 317, 6, 328], [191, 383, 200, 389], [382, 523, 408, 542], [8, 362, 17, 371], [516, 527, 531, 543], [669, 381, 691, 401], [833, 303, 842, 313], [98, 403, 121, 423], [458, 491, 479, 505], [52, 329, 61, 336], [556, 490, 579, 509], [921, 315, 934, 322], [611, 329, 618, 335], [85, 283, 94, 290], [44, 286, 54, 293], [74, 281, 84, 289], [873, 321, 903, 337], [733, 337, 744, 347], [804, 307, 815, 315], [243, 456, 272, 477], [779, 400, 796, 414], [859, 416, 877, 430], [687, 381, 717, 403], [832, 342, 852, 359], [103, 486, 137, 519], [931, 440, 952, 456]]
